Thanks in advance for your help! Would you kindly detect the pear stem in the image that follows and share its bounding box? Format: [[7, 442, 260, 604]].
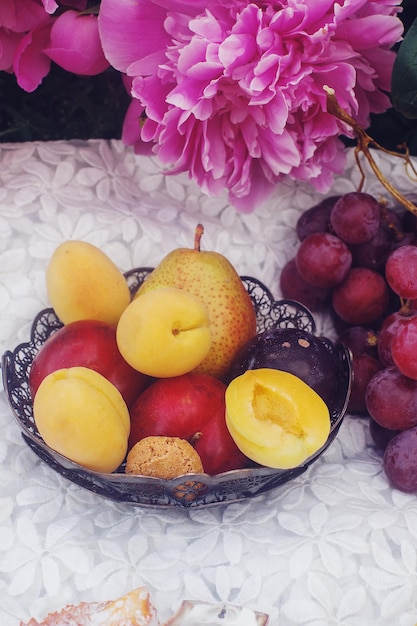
[[194, 224, 204, 251], [324, 86, 417, 217]]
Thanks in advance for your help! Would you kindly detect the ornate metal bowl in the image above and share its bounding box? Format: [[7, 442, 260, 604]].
[[2, 269, 351, 508]]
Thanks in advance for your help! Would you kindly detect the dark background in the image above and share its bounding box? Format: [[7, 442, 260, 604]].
[[1, 0, 417, 150]]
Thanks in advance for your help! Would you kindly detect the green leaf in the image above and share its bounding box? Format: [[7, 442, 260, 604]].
[[392, 17, 417, 119]]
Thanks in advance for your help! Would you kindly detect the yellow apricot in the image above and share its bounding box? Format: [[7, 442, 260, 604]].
[[46, 240, 131, 325], [33, 367, 130, 473], [225, 368, 331, 469]]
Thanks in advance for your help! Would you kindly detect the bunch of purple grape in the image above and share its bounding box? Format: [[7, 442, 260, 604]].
[[280, 191, 417, 493]]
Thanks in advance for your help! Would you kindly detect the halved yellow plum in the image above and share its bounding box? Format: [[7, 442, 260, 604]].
[[225, 368, 331, 469]]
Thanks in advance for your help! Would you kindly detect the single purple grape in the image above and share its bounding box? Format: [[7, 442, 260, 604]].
[[365, 366, 417, 431], [296, 196, 339, 241], [279, 258, 330, 311], [332, 268, 390, 326], [384, 426, 417, 492], [385, 245, 417, 300], [377, 311, 416, 367], [330, 192, 381, 245], [349, 225, 392, 271], [337, 326, 378, 358], [348, 354, 383, 415], [296, 232, 352, 288]]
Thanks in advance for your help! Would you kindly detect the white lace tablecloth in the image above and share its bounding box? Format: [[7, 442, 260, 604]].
[[1, 140, 417, 626]]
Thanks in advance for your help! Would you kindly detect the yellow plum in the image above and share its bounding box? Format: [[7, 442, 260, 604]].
[[116, 287, 212, 378], [46, 240, 131, 325], [33, 366, 130, 473]]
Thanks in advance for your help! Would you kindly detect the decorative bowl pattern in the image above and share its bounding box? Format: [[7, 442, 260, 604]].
[[2, 269, 351, 508]]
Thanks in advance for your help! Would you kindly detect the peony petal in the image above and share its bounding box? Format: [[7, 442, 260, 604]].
[[0, 0, 48, 32], [219, 34, 257, 72], [230, 163, 276, 213], [13, 25, 51, 92], [0, 0, 17, 30], [177, 38, 222, 81], [259, 127, 301, 176], [132, 74, 171, 123], [41, 0, 58, 14], [45, 11, 109, 75], [0, 29, 21, 71], [99, 0, 171, 73], [336, 14, 404, 50], [122, 99, 155, 157]]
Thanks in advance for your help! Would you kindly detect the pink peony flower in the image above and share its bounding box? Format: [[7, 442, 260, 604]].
[[0, 0, 91, 91], [99, 0, 404, 211], [45, 10, 109, 76]]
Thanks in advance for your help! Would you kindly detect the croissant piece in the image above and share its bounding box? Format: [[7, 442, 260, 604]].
[[20, 586, 160, 626]]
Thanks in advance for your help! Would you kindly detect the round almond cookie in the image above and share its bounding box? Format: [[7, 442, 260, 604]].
[[126, 436, 204, 479]]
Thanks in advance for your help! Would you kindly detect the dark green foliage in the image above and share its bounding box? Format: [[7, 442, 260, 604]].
[[391, 17, 417, 119], [0, 64, 129, 143]]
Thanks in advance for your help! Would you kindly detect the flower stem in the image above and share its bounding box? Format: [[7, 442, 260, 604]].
[[324, 86, 417, 217]]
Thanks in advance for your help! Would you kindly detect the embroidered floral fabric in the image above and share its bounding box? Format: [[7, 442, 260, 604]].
[[1, 140, 417, 625]]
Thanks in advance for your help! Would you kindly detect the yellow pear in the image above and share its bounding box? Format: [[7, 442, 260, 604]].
[[135, 225, 257, 380]]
